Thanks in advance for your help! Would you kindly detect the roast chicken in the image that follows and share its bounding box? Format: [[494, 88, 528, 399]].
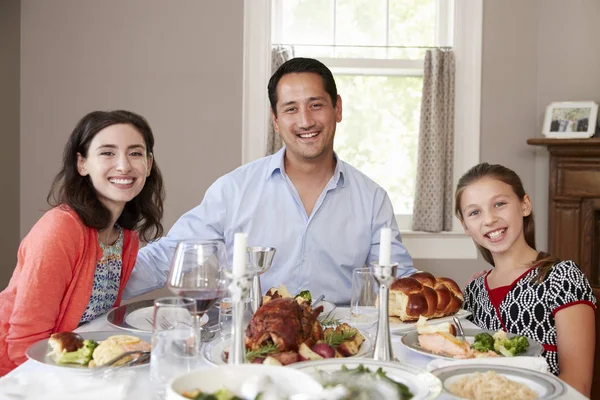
[[245, 297, 324, 352]]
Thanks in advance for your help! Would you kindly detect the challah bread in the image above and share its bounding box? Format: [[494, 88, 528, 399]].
[[389, 272, 464, 322]]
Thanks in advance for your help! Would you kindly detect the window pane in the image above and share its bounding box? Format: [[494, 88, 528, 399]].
[[388, 0, 437, 47], [278, 0, 334, 45], [335, 0, 387, 46], [334, 75, 422, 214]]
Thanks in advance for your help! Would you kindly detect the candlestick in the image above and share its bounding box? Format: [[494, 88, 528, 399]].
[[370, 261, 398, 361], [379, 228, 391, 267], [232, 233, 248, 278]]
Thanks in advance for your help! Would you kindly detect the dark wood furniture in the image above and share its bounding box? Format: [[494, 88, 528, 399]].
[[528, 138, 600, 399]]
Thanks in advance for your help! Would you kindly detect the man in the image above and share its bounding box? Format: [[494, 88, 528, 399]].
[[125, 58, 415, 304]]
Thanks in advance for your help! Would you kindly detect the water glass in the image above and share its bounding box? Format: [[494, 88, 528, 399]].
[[217, 297, 253, 340], [150, 297, 202, 399], [350, 268, 379, 329]]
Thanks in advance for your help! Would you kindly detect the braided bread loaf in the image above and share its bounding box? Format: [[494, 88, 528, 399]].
[[389, 272, 464, 322]]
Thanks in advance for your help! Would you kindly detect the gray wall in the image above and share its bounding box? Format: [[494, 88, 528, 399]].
[[0, 0, 20, 289], [3, 0, 600, 290]]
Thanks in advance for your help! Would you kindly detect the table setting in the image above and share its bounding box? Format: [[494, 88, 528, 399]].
[[0, 231, 587, 400]]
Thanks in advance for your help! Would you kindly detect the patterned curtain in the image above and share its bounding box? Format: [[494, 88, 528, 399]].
[[266, 45, 294, 156], [412, 49, 455, 232]]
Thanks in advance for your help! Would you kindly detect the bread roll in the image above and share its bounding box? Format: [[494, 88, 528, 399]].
[[389, 272, 463, 322]]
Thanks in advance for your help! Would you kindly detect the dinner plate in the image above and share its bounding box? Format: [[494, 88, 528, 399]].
[[25, 331, 151, 373], [431, 364, 566, 399], [291, 358, 442, 400], [390, 309, 472, 333], [401, 328, 544, 360], [107, 299, 208, 333], [202, 330, 373, 366]]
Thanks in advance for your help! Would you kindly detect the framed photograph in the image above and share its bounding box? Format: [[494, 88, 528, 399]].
[[542, 101, 598, 138]]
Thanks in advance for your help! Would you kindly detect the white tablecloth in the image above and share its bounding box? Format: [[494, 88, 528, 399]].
[[0, 307, 586, 400]]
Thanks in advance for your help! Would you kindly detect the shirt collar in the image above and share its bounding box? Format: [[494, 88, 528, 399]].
[[265, 147, 346, 188]]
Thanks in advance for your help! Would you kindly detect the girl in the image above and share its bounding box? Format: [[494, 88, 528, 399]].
[[456, 162, 596, 397], [0, 110, 165, 375]]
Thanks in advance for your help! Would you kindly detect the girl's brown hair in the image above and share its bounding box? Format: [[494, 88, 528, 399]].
[[454, 162, 558, 282], [48, 110, 165, 242]]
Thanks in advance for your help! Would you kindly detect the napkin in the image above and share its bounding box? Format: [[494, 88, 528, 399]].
[[426, 356, 549, 374], [0, 369, 135, 400]]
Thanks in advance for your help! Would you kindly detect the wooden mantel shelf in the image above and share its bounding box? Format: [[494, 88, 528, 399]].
[[527, 137, 600, 146]]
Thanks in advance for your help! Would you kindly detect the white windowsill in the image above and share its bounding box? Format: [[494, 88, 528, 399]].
[[400, 230, 477, 260]]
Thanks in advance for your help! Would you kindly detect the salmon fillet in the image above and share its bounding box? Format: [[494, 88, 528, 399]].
[[417, 332, 471, 357]]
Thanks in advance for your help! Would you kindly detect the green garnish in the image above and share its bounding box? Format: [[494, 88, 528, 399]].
[[245, 343, 278, 362], [319, 316, 342, 327], [324, 329, 356, 347], [332, 364, 413, 400]]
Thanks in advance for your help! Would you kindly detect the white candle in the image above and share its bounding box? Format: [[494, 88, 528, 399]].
[[379, 228, 391, 267], [232, 233, 248, 278]]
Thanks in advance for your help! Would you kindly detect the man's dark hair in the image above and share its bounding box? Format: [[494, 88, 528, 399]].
[[47, 110, 165, 242], [268, 57, 338, 116]]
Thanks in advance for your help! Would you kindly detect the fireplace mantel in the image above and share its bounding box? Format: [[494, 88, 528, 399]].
[[528, 137, 600, 399]]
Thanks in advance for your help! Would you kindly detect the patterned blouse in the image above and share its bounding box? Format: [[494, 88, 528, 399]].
[[79, 226, 124, 324], [464, 260, 596, 375]]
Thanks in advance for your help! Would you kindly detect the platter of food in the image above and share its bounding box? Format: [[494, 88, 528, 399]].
[[431, 364, 566, 400], [402, 326, 543, 360], [107, 299, 208, 333], [388, 272, 470, 333], [291, 359, 442, 400], [167, 364, 323, 400], [203, 297, 371, 366], [25, 331, 151, 372]]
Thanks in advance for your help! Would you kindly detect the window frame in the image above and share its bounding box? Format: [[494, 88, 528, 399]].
[[242, 0, 481, 259]]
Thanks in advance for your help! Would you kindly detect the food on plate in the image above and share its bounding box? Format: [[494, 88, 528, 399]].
[[389, 272, 463, 322], [448, 370, 537, 400], [416, 319, 529, 359], [48, 332, 98, 365], [262, 284, 313, 306], [88, 334, 151, 367], [242, 297, 364, 364]]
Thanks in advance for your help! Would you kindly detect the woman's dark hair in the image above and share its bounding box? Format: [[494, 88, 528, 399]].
[[48, 110, 165, 242], [267, 57, 338, 116], [455, 162, 558, 282]]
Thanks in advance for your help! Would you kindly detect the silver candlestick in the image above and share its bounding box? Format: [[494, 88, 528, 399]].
[[227, 271, 252, 365], [370, 261, 398, 361], [247, 247, 276, 314]]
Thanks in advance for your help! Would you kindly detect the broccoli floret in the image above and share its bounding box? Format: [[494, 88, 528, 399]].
[[472, 332, 495, 352], [56, 339, 98, 365], [493, 333, 529, 357], [294, 290, 312, 306]]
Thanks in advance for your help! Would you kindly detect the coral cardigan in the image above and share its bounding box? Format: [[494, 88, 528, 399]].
[[0, 206, 139, 376]]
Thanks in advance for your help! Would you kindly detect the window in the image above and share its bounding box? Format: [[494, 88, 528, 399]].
[[272, 0, 453, 217], [242, 0, 482, 259]]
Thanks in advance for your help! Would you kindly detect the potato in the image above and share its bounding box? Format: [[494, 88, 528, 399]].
[[298, 343, 324, 361], [263, 356, 282, 366], [311, 343, 335, 359]]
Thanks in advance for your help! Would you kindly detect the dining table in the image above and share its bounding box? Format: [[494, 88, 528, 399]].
[[0, 305, 587, 400]]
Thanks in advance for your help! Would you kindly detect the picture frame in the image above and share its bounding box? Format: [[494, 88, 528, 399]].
[[542, 101, 598, 138]]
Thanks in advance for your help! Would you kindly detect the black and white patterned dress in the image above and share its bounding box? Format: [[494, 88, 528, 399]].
[[463, 260, 596, 375]]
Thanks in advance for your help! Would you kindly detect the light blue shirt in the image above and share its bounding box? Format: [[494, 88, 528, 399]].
[[125, 148, 415, 304]]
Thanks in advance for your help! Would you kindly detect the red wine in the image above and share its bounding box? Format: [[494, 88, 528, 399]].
[[176, 289, 226, 314]]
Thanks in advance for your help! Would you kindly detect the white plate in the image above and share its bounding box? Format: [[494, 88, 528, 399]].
[[25, 331, 151, 373], [390, 309, 472, 334], [107, 300, 208, 333], [401, 328, 543, 360], [291, 358, 442, 400], [202, 330, 373, 366], [167, 364, 323, 400], [431, 364, 566, 399]]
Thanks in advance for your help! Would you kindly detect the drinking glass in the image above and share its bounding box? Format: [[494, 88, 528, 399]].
[[167, 240, 228, 340], [150, 297, 201, 399], [350, 268, 379, 329]]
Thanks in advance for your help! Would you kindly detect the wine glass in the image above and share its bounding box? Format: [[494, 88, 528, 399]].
[[167, 240, 228, 343]]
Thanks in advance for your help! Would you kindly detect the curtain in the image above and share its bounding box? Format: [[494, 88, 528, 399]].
[[266, 45, 294, 156], [412, 49, 455, 232]]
